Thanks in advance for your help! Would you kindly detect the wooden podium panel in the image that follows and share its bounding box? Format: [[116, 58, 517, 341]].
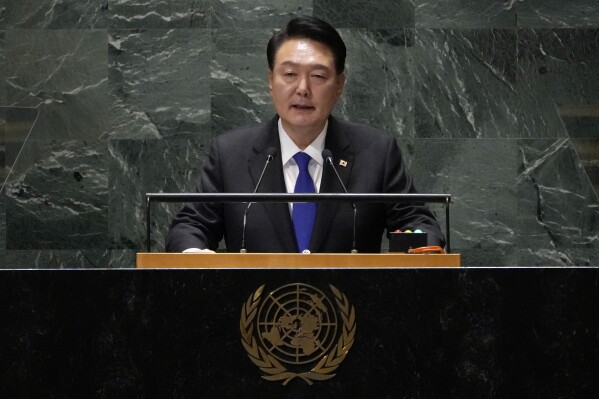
[[136, 252, 461, 268]]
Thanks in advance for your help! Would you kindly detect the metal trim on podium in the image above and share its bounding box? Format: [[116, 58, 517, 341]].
[[136, 253, 461, 269]]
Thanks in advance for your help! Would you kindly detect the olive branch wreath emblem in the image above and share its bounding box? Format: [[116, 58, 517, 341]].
[[240, 284, 356, 385]]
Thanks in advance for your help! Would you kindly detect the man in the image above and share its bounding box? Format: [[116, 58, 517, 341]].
[[166, 16, 444, 253]]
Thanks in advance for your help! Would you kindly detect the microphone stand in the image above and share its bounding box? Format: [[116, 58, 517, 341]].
[[240, 148, 277, 252], [323, 150, 358, 254]]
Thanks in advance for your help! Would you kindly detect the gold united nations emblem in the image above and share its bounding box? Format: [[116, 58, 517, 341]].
[[240, 283, 356, 385]]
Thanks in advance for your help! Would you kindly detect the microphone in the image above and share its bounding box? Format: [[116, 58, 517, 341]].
[[240, 146, 277, 253], [322, 149, 358, 254]]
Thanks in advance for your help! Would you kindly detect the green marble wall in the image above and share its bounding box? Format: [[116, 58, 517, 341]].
[[1, 1, 598, 267]]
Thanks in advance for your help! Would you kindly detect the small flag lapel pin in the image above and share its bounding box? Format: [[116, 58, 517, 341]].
[[339, 159, 348, 167]]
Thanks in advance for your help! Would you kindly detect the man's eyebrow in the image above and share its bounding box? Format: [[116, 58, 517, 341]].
[[278, 61, 332, 70]]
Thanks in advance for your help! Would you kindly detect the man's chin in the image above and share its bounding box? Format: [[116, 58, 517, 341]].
[[282, 118, 327, 134], [284, 117, 316, 128]]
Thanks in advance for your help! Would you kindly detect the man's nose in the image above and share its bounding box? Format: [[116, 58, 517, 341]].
[[296, 75, 310, 97]]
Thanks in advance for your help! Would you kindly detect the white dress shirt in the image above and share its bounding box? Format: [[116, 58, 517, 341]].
[[278, 118, 327, 213]]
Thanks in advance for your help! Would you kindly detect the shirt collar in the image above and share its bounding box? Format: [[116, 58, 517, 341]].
[[278, 118, 328, 166]]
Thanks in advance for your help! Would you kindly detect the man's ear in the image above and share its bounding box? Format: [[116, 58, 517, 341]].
[[336, 73, 346, 98], [268, 69, 274, 91]]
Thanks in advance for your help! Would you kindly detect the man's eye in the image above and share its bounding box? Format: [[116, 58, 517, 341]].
[[284, 72, 296, 77], [312, 74, 326, 79]]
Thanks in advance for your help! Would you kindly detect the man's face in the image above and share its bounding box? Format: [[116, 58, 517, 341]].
[[268, 38, 345, 139]]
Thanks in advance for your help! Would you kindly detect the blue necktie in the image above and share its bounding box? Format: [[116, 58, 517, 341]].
[[292, 152, 317, 252]]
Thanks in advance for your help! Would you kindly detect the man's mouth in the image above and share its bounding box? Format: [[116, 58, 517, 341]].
[[292, 104, 315, 110]]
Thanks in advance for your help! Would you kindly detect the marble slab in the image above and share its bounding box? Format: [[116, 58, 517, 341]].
[[337, 29, 414, 138], [107, 138, 209, 252], [211, 0, 312, 28], [414, 29, 519, 138], [518, 29, 599, 110], [210, 28, 274, 134], [108, 0, 209, 29], [413, 0, 599, 29], [0, 29, 5, 103], [0, 0, 109, 29], [3, 29, 110, 140], [416, 0, 517, 29], [5, 141, 108, 249], [315, 0, 414, 28], [571, 138, 599, 198], [5, 140, 109, 250], [517, 139, 599, 266], [107, 29, 211, 139], [408, 139, 519, 266], [517, 0, 599, 28]]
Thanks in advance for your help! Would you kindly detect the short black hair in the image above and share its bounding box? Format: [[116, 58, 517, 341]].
[[267, 16, 346, 74]]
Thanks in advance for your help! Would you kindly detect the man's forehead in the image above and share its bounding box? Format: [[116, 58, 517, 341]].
[[274, 38, 335, 68]]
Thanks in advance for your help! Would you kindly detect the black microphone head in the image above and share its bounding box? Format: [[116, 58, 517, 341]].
[[322, 149, 333, 163], [265, 146, 278, 160]]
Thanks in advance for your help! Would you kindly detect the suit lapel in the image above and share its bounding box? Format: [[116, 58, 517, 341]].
[[309, 117, 355, 252], [248, 117, 297, 252]]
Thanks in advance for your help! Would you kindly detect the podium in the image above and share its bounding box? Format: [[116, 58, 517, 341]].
[[3, 261, 599, 397], [136, 252, 461, 268]]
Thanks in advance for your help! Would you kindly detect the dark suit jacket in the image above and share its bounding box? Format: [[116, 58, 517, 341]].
[[166, 115, 445, 253]]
